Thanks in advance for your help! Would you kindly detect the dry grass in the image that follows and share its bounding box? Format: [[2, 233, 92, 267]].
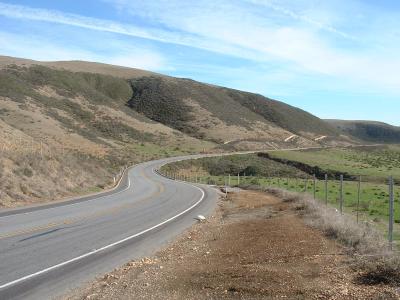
[[266, 188, 400, 285]]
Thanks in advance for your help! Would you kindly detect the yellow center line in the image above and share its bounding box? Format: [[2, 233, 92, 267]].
[[0, 169, 166, 240]]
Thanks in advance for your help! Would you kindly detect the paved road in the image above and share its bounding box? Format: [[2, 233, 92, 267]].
[[0, 155, 217, 300]]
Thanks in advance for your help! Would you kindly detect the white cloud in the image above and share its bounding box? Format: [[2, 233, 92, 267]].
[[1, 1, 400, 94], [0, 31, 95, 61], [0, 1, 243, 57], [0, 31, 167, 71], [104, 0, 400, 92], [107, 51, 168, 71], [244, 0, 356, 40]]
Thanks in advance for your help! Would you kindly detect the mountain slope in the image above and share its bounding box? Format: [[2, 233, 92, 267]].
[[0, 55, 159, 79], [0, 55, 351, 207], [127, 76, 341, 147], [0, 62, 213, 207], [326, 119, 400, 143]]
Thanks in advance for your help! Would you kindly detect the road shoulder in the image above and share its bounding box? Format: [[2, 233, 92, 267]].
[[65, 190, 397, 299]]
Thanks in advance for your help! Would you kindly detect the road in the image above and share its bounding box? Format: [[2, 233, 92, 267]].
[[0, 155, 217, 300]]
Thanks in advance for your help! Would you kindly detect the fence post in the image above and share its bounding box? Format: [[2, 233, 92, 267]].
[[340, 175, 344, 214], [325, 174, 328, 205], [313, 174, 316, 199], [228, 174, 231, 186], [237, 173, 240, 186], [357, 175, 361, 223], [225, 178, 228, 198], [389, 176, 394, 250]]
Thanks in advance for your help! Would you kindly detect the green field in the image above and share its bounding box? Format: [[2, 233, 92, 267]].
[[269, 145, 400, 183], [162, 145, 400, 241]]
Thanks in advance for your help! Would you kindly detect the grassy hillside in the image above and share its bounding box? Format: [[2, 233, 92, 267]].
[[225, 88, 338, 136], [161, 153, 309, 179], [0, 64, 214, 207], [128, 76, 344, 148], [326, 119, 400, 143], [0, 55, 158, 79]]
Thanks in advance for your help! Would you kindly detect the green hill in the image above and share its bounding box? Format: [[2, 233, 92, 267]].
[[326, 120, 400, 143]]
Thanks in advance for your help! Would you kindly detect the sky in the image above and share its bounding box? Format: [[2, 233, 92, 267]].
[[0, 0, 399, 125]]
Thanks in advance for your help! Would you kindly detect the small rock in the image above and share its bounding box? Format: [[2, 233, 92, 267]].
[[195, 215, 206, 222]]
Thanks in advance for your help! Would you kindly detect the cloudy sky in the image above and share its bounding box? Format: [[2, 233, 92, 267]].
[[0, 0, 399, 125]]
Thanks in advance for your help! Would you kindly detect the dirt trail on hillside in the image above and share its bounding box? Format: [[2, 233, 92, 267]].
[[66, 190, 397, 299]]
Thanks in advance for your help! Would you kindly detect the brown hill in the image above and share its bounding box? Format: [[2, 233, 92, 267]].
[[0, 56, 352, 207]]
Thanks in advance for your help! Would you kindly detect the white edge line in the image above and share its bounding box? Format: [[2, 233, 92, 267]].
[[0, 170, 205, 290]]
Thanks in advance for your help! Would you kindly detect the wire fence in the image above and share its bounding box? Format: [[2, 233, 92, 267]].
[[161, 170, 398, 248]]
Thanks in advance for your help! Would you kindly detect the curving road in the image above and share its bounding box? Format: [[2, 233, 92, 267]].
[[0, 155, 218, 300]]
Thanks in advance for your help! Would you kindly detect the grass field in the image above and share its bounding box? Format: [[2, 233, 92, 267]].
[[269, 145, 400, 183], [161, 145, 400, 242]]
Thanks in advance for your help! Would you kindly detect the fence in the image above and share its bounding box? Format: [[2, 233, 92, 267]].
[[161, 170, 397, 249]]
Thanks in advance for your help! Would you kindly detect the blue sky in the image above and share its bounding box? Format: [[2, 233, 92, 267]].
[[0, 1, 399, 125]]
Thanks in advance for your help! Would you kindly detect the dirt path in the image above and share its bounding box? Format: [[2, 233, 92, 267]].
[[65, 190, 397, 299]]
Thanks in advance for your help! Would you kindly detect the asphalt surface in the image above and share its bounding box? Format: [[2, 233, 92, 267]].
[[0, 155, 218, 300]]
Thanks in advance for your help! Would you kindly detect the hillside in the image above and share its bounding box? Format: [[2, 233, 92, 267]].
[[0, 55, 351, 207], [128, 76, 343, 149], [0, 62, 214, 207], [326, 119, 400, 143], [0, 55, 158, 79]]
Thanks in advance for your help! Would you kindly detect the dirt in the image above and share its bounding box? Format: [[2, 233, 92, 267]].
[[65, 190, 398, 299]]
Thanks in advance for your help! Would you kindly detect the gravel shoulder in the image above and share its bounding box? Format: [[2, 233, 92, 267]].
[[65, 190, 398, 299]]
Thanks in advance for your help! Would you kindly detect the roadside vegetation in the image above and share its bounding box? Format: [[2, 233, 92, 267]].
[[161, 146, 400, 241]]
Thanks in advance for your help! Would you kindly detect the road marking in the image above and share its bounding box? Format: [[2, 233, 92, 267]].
[[0, 177, 167, 240], [0, 175, 205, 290]]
